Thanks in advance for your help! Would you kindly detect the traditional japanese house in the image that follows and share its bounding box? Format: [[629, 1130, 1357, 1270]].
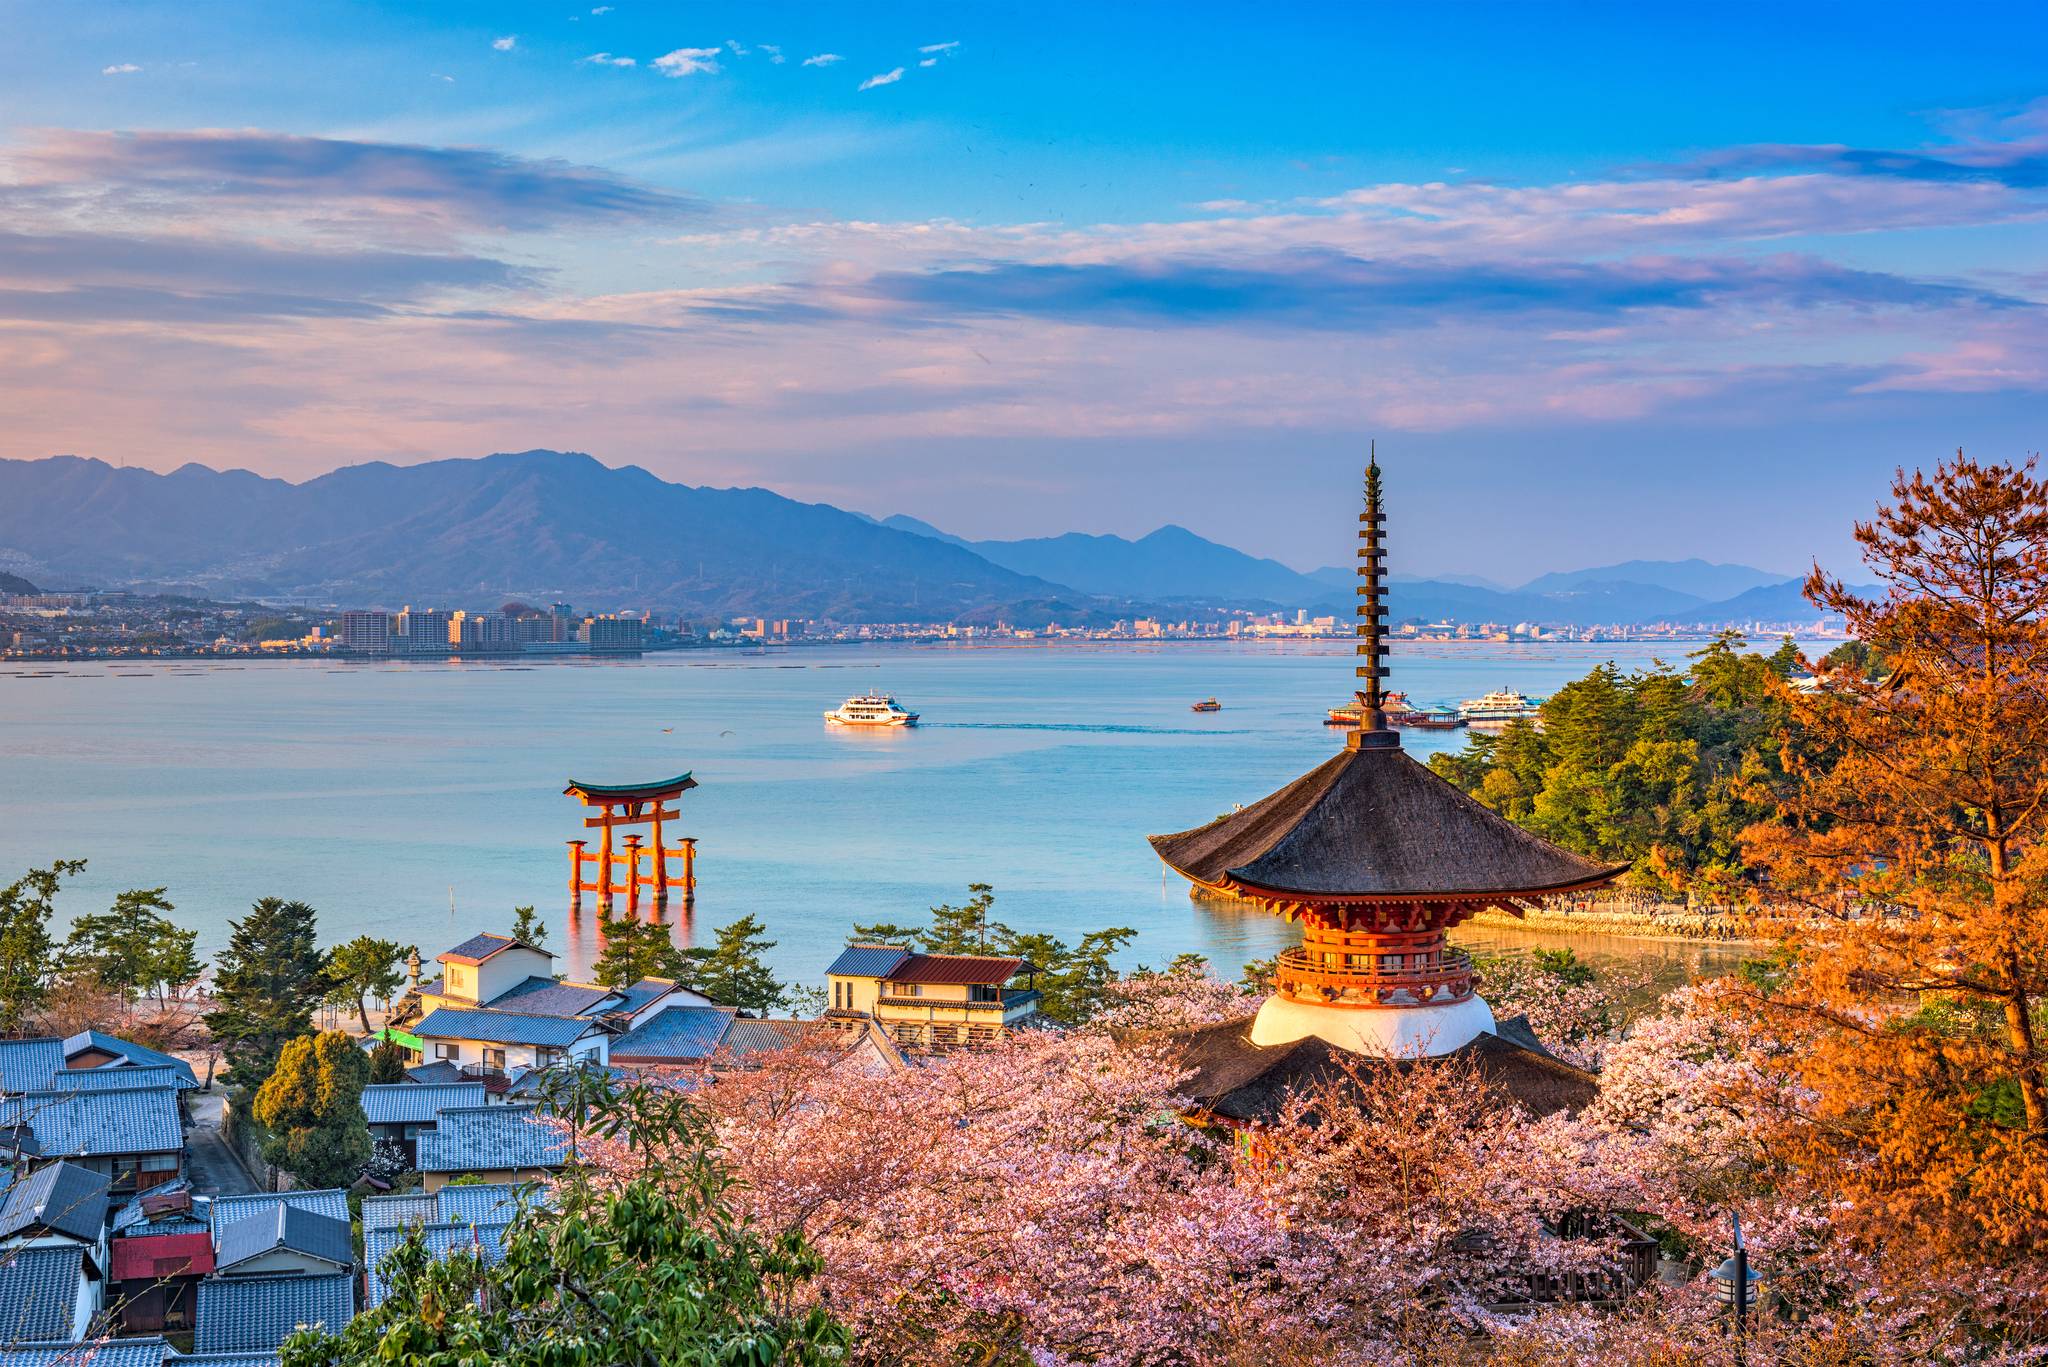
[[822, 947, 1041, 1050], [1147, 458, 1628, 1121]]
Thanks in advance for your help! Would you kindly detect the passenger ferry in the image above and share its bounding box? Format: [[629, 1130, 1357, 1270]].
[[1458, 688, 1543, 724], [824, 693, 920, 727]]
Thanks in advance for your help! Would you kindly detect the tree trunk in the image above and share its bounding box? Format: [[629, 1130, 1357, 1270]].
[[2002, 952, 2046, 1134]]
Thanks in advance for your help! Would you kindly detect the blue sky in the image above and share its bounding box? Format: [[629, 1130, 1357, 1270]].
[[5, 2, 2046, 578]]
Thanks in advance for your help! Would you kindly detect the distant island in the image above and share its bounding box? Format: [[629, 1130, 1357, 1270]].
[[0, 450, 1841, 631]]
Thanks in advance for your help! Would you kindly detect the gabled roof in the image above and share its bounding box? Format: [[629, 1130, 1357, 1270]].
[[360, 1082, 488, 1126], [608, 1006, 736, 1063], [886, 953, 1027, 986], [0, 1243, 88, 1344], [362, 1221, 511, 1310], [0, 1161, 110, 1244], [400, 1061, 465, 1086], [209, 1190, 348, 1242], [214, 1204, 353, 1274], [110, 1231, 215, 1282], [721, 1019, 812, 1060], [1149, 741, 1627, 902], [193, 1272, 354, 1353], [415, 1106, 570, 1175], [824, 944, 911, 979], [0, 1040, 63, 1095], [411, 1008, 596, 1048], [481, 977, 616, 1018], [60, 1032, 200, 1089], [438, 933, 549, 967], [356, 1193, 438, 1232], [43, 1064, 185, 1095], [603, 978, 677, 1018], [0, 1085, 183, 1156], [0, 1341, 173, 1367]]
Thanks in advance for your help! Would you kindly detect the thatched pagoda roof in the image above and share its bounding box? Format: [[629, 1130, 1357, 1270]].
[[1148, 739, 1625, 903]]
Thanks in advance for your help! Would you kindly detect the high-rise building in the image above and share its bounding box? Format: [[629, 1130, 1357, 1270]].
[[395, 607, 452, 654], [450, 611, 513, 652], [582, 614, 646, 652], [338, 610, 393, 653]]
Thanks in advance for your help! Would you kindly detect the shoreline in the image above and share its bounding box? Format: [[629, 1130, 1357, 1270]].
[[1464, 906, 1771, 945]]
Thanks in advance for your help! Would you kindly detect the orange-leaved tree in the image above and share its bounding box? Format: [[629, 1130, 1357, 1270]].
[[1743, 451, 2048, 1256]]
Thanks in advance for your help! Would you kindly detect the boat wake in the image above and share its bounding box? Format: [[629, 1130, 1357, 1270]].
[[925, 721, 1249, 736]]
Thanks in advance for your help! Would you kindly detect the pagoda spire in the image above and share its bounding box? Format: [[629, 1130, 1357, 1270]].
[[1351, 444, 1396, 749]]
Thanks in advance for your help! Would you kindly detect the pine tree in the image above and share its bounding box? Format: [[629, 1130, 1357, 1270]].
[[922, 884, 999, 954], [677, 915, 786, 1016], [511, 905, 548, 947], [63, 888, 199, 1005], [254, 1031, 372, 1189], [368, 1039, 410, 1084], [0, 861, 78, 1033], [206, 898, 328, 1090], [323, 936, 410, 1033], [592, 917, 686, 988]]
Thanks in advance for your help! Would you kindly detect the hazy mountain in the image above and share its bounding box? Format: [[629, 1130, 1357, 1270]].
[[878, 513, 973, 549], [1640, 579, 1841, 627], [1520, 558, 1786, 600], [0, 572, 37, 595], [884, 518, 1324, 604], [0, 452, 1103, 623], [1307, 566, 1509, 592]]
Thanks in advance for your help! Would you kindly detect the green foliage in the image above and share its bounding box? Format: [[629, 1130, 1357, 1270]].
[[1529, 947, 1595, 986], [510, 904, 548, 947], [674, 914, 789, 1017], [62, 887, 200, 1005], [1426, 635, 1796, 891], [206, 897, 329, 1090], [254, 1031, 372, 1189], [367, 1039, 410, 1084], [323, 935, 410, 1033], [923, 883, 1000, 953], [1821, 638, 1884, 680], [847, 921, 922, 946], [281, 1075, 850, 1367], [0, 860, 79, 1033], [591, 916, 688, 988]]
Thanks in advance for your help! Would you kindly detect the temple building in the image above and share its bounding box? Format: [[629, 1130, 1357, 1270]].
[[1148, 457, 1626, 1121]]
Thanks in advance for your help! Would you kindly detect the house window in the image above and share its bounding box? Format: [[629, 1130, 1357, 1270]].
[[969, 984, 999, 1003], [482, 1048, 507, 1071], [140, 1153, 179, 1173], [535, 1047, 563, 1067], [889, 983, 921, 998], [435, 1043, 461, 1061]]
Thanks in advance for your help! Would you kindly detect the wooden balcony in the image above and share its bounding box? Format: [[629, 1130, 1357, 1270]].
[[1272, 946, 1476, 1008]]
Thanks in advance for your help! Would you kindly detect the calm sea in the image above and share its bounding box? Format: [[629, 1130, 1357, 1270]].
[[0, 640, 1799, 988]]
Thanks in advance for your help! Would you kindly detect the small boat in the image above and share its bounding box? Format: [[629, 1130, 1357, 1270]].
[[1191, 698, 1222, 712], [824, 693, 920, 727], [1459, 688, 1543, 724], [1407, 708, 1466, 730]]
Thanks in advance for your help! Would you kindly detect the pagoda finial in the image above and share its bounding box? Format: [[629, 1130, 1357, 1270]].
[[1350, 443, 1397, 749]]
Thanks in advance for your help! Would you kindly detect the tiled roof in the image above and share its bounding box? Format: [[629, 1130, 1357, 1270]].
[[721, 1019, 811, 1060], [171, 1354, 281, 1367], [0, 1161, 110, 1244], [0, 1040, 63, 1095], [193, 1273, 354, 1353], [0, 1085, 183, 1156], [43, 1065, 185, 1095], [362, 1222, 510, 1309], [432, 1182, 536, 1227], [411, 1008, 594, 1048], [357, 1193, 438, 1231], [824, 944, 911, 979], [609, 1006, 736, 1062], [209, 1190, 348, 1242], [482, 977, 616, 1018], [415, 1106, 569, 1175], [401, 1061, 464, 1086], [438, 933, 546, 966], [214, 1205, 352, 1273], [504, 1062, 632, 1100], [60, 1032, 200, 1089], [110, 1231, 214, 1282], [360, 1082, 487, 1126], [886, 953, 1026, 986], [113, 1179, 208, 1236], [0, 1341, 172, 1367], [605, 979, 675, 1018], [0, 1243, 87, 1343]]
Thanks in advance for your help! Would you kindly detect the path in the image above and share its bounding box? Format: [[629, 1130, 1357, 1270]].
[[183, 1090, 260, 1197]]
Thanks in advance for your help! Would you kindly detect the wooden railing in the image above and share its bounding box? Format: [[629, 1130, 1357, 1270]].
[[1273, 946, 1476, 1007]]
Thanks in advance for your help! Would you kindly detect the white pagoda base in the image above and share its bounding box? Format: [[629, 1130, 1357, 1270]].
[[1249, 991, 1496, 1058]]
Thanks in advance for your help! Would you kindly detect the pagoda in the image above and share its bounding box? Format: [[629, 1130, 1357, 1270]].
[[1149, 455, 1625, 1061]]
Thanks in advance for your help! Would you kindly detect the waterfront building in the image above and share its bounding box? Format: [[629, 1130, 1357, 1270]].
[[1148, 457, 1625, 1122], [338, 609, 393, 653], [822, 944, 1043, 1051], [395, 606, 450, 654], [449, 609, 514, 652], [581, 613, 646, 651]]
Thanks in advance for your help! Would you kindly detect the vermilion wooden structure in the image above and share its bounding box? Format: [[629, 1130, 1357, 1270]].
[[564, 773, 699, 915]]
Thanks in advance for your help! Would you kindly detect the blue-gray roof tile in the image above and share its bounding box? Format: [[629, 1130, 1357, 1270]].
[[113, 1179, 208, 1236], [357, 1193, 437, 1231], [609, 1006, 736, 1062], [482, 978, 614, 1017], [0, 1041, 63, 1096], [824, 944, 913, 978], [0, 1085, 182, 1157], [0, 1243, 88, 1343], [439, 934, 544, 964], [209, 1190, 348, 1241], [0, 1341, 172, 1367], [360, 1083, 487, 1126], [411, 1008, 594, 1048], [432, 1182, 538, 1226], [61, 1032, 200, 1089], [0, 1162, 109, 1244], [362, 1222, 510, 1309], [43, 1065, 185, 1095], [193, 1273, 353, 1353], [414, 1107, 569, 1175], [214, 1204, 352, 1273]]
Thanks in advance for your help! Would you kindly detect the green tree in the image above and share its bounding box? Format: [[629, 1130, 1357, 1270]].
[[676, 914, 787, 1016], [206, 897, 328, 1090], [61, 888, 200, 1007], [847, 921, 923, 946], [591, 916, 687, 988], [510, 905, 548, 947], [0, 861, 78, 1033], [367, 1039, 410, 1084], [254, 1031, 372, 1189], [1001, 926, 1137, 1024], [323, 936, 410, 1034], [923, 883, 999, 953], [281, 1076, 848, 1367]]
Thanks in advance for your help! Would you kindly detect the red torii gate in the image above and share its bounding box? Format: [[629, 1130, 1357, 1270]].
[[564, 773, 699, 916]]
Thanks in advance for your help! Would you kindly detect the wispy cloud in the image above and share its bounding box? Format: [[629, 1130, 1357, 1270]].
[[101, 63, 140, 76], [919, 59, 937, 69], [918, 41, 960, 56], [801, 53, 842, 67], [581, 52, 635, 68], [653, 47, 721, 77], [858, 67, 904, 92], [725, 39, 749, 57], [590, 5, 612, 13], [492, 36, 517, 52], [761, 44, 784, 64]]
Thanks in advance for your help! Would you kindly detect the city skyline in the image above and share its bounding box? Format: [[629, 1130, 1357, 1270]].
[[7, 2, 2046, 575]]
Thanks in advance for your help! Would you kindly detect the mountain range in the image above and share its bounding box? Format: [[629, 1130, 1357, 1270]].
[[0, 451, 1836, 627]]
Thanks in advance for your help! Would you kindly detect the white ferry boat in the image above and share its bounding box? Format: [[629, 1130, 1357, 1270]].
[[824, 693, 920, 727], [1458, 688, 1543, 724]]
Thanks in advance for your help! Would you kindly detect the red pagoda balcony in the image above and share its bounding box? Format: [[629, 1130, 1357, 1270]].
[[1273, 928, 1476, 1009]]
